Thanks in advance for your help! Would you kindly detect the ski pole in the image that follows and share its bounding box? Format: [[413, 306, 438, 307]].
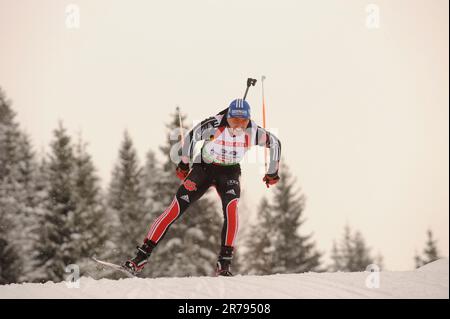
[[216, 78, 257, 116], [243, 78, 257, 100], [177, 106, 184, 146], [177, 106, 188, 165], [261, 76, 269, 188]]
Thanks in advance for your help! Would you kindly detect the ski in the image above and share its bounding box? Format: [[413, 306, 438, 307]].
[[92, 257, 136, 278]]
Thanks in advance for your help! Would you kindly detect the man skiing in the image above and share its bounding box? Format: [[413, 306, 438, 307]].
[[123, 98, 281, 276]]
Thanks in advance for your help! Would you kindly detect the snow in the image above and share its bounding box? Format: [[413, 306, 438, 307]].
[[0, 259, 448, 299]]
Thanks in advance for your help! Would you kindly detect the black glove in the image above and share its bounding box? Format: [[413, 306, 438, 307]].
[[176, 161, 190, 180], [263, 172, 280, 187]]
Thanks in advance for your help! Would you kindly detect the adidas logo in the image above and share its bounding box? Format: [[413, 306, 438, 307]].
[[180, 195, 190, 203], [226, 189, 236, 196]]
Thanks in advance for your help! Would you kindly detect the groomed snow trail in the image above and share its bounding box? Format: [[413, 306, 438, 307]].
[[1, 259, 447, 299]]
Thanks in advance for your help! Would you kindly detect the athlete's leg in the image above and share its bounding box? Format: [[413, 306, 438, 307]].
[[124, 164, 211, 273], [145, 164, 212, 245], [214, 167, 241, 275]]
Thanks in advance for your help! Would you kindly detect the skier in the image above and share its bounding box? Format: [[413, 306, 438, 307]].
[[123, 98, 281, 276]]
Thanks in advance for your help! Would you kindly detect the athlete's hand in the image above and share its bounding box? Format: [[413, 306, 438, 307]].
[[263, 173, 280, 188], [176, 161, 190, 181]]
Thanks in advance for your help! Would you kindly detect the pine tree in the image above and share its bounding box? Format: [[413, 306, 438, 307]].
[[148, 108, 222, 277], [0, 234, 20, 284], [352, 231, 375, 271], [14, 133, 42, 282], [27, 157, 52, 282], [331, 224, 376, 272], [245, 162, 322, 275], [0, 194, 20, 284], [0, 88, 39, 283], [32, 123, 78, 282], [70, 137, 115, 275], [415, 229, 441, 268], [243, 198, 276, 275], [141, 150, 161, 216], [0, 87, 21, 181], [272, 162, 322, 274], [330, 240, 343, 271], [0, 88, 22, 283], [107, 131, 146, 263]]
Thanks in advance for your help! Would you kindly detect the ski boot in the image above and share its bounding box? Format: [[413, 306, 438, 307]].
[[123, 240, 156, 275], [215, 246, 234, 277]]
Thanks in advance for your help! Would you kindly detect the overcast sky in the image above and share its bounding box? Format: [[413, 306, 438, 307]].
[[0, 0, 448, 270]]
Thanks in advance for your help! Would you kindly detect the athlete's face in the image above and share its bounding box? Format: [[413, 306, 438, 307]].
[[227, 117, 249, 130]]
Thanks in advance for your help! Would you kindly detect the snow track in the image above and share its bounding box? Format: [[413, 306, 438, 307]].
[[1, 259, 447, 299]]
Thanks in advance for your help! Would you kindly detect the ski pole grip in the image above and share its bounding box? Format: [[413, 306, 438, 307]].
[[247, 78, 257, 87], [243, 78, 257, 100]]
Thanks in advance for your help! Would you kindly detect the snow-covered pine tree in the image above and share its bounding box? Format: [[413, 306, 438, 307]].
[[138, 149, 163, 277], [330, 224, 376, 272], [14, 133, 43, 282], [258, 161, 322, 274], [274, 162, 322, 273], [0, 88, 40, 283], [352, 231, 377, 270], [107, 131, 147, 263], [32, 123, 78, 282], [70, 137, 115, 275], [0, 88, 22, 283], [0, 87, 21, 181], [0, 229, 20, 284], [415, 229, 441, 268], [243, 197, 276, 275], [330, 241, 343, 271], [148, 108, 222, 277], [139, 108, 184, 277], [27, 157, 52, 282], [141, 150, 160, 216]]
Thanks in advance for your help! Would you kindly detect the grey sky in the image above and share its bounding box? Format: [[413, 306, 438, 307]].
[[0, 0, 448, 270]]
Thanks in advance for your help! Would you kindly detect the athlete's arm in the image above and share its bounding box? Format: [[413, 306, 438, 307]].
[[255, 126, 281, 175], [180, 116, 220, 164]]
